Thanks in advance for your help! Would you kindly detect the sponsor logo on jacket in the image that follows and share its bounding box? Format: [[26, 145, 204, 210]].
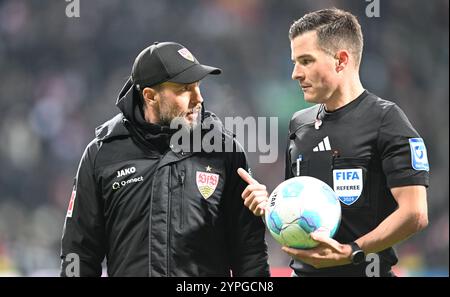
[[117, 167, 136, 178]]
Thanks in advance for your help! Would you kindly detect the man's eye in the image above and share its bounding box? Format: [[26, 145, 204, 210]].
[[301, 59, 311, 65]]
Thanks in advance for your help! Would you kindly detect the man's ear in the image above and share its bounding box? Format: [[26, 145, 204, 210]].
[[335, 50, 349, 73], [142, 87, 157, 105]]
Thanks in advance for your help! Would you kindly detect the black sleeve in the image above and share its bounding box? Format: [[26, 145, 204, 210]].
[[60, 140, 106, 277], [377, 104, 430, 189], [224, 140, 270, 277]]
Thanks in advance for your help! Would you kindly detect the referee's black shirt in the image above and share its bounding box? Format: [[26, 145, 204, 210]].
[[286, 90, 430, 276]]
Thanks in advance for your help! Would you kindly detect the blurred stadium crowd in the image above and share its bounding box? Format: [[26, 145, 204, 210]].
[[0, 0, 448, 276]]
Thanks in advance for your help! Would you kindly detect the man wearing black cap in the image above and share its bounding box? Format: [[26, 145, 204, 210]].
[[60, 42, 270, 277]]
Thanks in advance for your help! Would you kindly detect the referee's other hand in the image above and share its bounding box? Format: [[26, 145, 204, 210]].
[[237, 168, 268, 217]]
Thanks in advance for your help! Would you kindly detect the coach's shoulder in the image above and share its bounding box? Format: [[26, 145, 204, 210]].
[[94, 113, 130, 142], [78, 114, 130, 163]]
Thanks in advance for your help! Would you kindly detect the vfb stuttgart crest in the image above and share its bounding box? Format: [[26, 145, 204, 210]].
[[196, 171, 219, 199], [178, 48, 195, 62]]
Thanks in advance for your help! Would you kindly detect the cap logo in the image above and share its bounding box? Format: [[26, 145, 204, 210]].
[[178, 48, 195, 62]]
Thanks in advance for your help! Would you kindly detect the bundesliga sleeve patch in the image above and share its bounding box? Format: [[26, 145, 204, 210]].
[[409, 138, 429, 171]]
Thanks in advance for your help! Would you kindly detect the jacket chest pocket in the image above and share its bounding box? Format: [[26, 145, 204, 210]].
[[290, 151, 333, 186], [177, 170, 186, 230], [169, 165, 189, 232], [332, 157, 371, 209], [172, 165, 224, 232]]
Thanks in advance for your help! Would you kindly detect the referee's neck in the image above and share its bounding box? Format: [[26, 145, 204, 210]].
[[325, 76, 364, 112]]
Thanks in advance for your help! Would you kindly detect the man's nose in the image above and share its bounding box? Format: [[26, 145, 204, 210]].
[[292, 64, 305, 81], [191, 86, 203, 105]]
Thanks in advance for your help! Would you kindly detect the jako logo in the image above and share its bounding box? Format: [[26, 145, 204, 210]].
[[117, 167, 136, 178], [335, 171, 360, 180]]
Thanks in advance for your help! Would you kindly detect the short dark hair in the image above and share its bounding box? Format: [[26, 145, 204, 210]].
[[289, 8, 364, 67]]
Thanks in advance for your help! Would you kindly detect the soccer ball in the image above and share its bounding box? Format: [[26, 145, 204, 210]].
[[265, 176, 341, 249]]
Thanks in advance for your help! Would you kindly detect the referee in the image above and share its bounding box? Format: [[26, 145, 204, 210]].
[[238, 8, 429, 277]]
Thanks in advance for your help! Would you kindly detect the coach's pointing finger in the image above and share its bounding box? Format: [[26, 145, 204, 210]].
[[237, 168, 268, 216], [237, 168, 259, 185]]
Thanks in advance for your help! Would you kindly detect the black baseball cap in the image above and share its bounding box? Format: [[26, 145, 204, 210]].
[[131, 41, 221, 89]]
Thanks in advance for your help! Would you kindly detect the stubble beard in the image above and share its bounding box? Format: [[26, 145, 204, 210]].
[[158, 101, 199, 130]]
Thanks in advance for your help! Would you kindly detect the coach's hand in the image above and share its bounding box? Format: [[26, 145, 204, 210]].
[[281, 231, 352, 269], [237, 168, 268, 217]]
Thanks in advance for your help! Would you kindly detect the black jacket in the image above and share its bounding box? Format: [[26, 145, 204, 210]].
[[60, 79, 269, 277]]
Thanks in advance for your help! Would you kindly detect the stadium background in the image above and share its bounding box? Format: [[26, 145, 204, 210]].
[[0, 0, 447, 277]]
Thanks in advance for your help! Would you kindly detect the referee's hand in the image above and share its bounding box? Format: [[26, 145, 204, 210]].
[[237, 168, 268, 217]]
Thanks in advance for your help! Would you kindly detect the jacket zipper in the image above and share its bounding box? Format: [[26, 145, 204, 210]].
[[179, 171, 185, 229], [148, 163, 160, 277], [148, 152, 197, 276], [167, 166, 172, 277]]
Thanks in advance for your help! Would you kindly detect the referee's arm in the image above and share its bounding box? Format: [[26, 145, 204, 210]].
[[356, 104, 429, 254], [354, 185, 428, 254]]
